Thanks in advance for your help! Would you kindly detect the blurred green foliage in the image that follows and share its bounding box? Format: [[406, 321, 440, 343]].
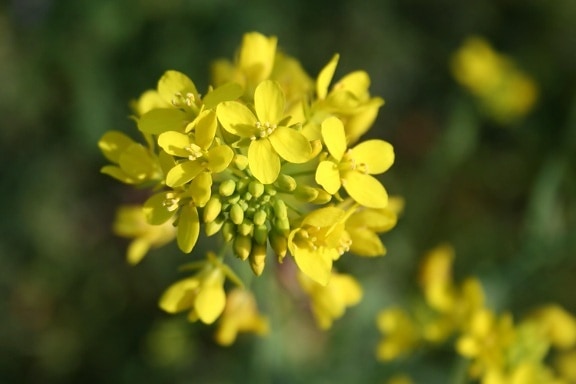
[[1, 0, 576, 383]]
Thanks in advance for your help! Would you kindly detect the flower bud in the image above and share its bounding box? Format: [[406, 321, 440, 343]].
[[219, 179, 236, 197], [248, 180, 265, 198], [249, 243, 267, 276], [233, 234, 252, 260], [253, 224, 269, 245], [272, 199, 288, 220], [274, 217, 290, 236], [276, 174, 297, 191], [269, 230, 288, 261], [253, 210, 267, 226], [203, 196, 222, 223], [295, 186, 319, 202], [205, 216, 224, 236], [238, 219, 254, 237], [222, 221, 235, 242], [234, 154, 249, 170], [312, 189, 332, 205], [230, 203, 244, 225]]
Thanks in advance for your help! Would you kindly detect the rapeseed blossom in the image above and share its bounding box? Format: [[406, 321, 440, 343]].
[[99, 32, 396, 344]]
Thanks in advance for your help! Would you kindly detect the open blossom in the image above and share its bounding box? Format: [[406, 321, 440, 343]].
[[316, 116, 394, 208], [217, 80, 312, 184]]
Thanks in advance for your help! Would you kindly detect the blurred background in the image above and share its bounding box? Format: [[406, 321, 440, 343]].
[[1, 0, 576, 382]]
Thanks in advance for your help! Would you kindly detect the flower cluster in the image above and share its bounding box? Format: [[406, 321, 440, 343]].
[[99, 32, 398, 343], [377, 244, 576, 383], [451, 36, 538, 124]]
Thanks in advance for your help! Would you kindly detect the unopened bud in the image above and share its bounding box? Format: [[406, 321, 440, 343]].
[[253, 224, 269, 245], [249, 243, 267, 276], [205, 216, 224, 236], [230, 203, 244, 225], [295, 186, 319, 202], [222, 221, 235, 242], [234, 154, 249, 170], [248, 180, 265, 198], [276, 174, 297, 191], [203, 196, 222, 223], [238, 219, 254, 237], [253, 210, 267, 226], [274, 217, 290, 235], [269, 230, 288, 261], [233, 234, 252, 260], [312, 189, 332, 205], [272, 199, 288, 220], [219, 179, 236, 197]]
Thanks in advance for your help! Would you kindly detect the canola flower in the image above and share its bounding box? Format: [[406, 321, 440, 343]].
[[376, 245, 576, 383], [99, 32, 398, 344], [451, 36, 538, 124]]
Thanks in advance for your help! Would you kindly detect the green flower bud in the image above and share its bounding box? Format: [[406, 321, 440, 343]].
[[245, 206, 256, 218], [269, 230, 288, 261], [253, 210, 267, 226], [236, 178, 249, 194], [227, 194, 240, 205], [264, 185, 277, 196], [222, 221, 235, 242], [205, 216, 224, 236], [312, 189, 332, 205], [253, 224, 269, 245], [238, 219, 254, 237], [219, 179, 236, 197], [233, 234, 252, 260], [295, 185, 319, 202], [243, 191, 253, 201], [276, 174, 297, 191], [230, 203, 244, 225], [272, 199, 288, 220], [203, 196, 222, 223], [249, 243, 267, 276], [274, 216, 290, 235], [248, 180, 265, 198], [234, 154, 249, 170]]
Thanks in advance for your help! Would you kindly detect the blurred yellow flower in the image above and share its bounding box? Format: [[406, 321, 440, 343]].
[[376, 307, 420, 361], [451, 36, 538, 124], [214, 289, 269, 346], [298, 271, 362, 329]]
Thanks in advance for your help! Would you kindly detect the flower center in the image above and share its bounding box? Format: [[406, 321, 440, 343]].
[[251, 121, 277, 140], [162, 192, 181, 212], [185, 143, 205, 160], [340, 150, 369, 174]]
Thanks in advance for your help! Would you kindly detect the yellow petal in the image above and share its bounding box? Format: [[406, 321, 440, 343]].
[[268, 127, 312, 163], [192, 109, 217, 149], [189, 172, 212, 207], [177, 204, 200, 253], [254, 80, 285, 124], [345, 97, 384, 144], [317, 54, 339, 100], [138, 108, 187, 134], [239, 32, 277, 83], [348, 228, 386, 256], [335, 70, 370, 99], [206, 145, 234, 173], [315, 160, 341, 194], [202, 82, 243, 110], [216, 101, 257, 136], [143, 192, 175, 225], [321, 117, 347, 161], [195, 283, 226, 324], [292, 246, 332, 286], [303, 206, 346, 228], [248, 139, 280, 184], [343, 172, 388, 208], [98, 131, 134, 163], [100, 165, 137, 184], [157, 70, 199, 105], [127, 238, 150, 265], [157, 131, 193, 157], [349, 139, 394, 175], [166, 161, 203, 187], [118, 144, 157, 180], [158, 278, 199, 313], [347, 208, 397, 232]]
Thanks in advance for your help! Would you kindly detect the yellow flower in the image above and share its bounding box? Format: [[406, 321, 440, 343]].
[[98, 130, 163, 185], [217, 80, 312, 184], [451, 36, 538, 124], [159, 252, 227, 324], [112, 205, 176, 265], [288, 207, 351, 285], [316, 116, 394, 208], [214, 289, 269, 346], [345, 196, 402, 256], [456, 309, 516, 378], [298, 271, 362, 329], [157, 110, 234, 188], [376, 307, 420, 361], [529, 305, 576, 350], [314, 54, 385, 143]]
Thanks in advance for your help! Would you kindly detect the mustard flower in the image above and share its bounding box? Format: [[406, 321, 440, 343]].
[[159, 252, 229, 324], [217, 80, 312, 184], [112, 205, 176, 265], [376, 307, 420, 361], [288, 206, 352, 285], [316, 116, 394, 208], [214, 289, 269, 346], [298, 271, 362, 329]]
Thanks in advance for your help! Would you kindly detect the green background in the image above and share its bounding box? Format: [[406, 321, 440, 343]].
[[1, 0, 576, 382]]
